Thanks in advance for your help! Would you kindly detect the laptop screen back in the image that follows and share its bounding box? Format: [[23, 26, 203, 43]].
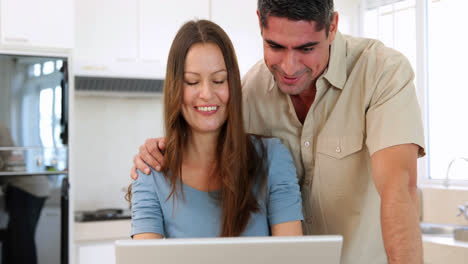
[[115, 235, 343, 264]]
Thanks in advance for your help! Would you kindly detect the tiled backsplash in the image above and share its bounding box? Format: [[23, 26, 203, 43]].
[[421, 187, 468, 225], [71, 95, 164, 211]]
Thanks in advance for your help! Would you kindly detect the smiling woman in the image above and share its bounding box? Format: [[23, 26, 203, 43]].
[[126, 20, 303, 239], [181, 43, 230, 135]]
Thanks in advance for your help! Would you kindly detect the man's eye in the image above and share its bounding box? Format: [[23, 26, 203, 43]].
[[303, 47, 314, 53], [269, 44, 282, 50]]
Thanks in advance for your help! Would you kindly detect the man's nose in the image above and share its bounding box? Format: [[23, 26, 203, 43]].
[[280, 51, 300, 76]]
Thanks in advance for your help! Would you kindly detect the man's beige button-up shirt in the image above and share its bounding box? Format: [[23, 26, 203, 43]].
[[241, 32, 425, 264]]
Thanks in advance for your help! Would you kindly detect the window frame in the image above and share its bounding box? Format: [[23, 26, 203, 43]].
[[359, 0, 468, 188]]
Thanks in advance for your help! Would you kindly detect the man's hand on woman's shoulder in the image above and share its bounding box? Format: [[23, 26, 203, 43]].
[[131, 137, 167, 180]]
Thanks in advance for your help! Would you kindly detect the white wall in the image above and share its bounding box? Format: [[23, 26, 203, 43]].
[[334, 0, 362, 36], [71, 96, 163, 211]]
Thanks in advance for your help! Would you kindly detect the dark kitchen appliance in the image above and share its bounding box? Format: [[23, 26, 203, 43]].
[[0, 54, 69, 264], [75, 208, 131, 222]]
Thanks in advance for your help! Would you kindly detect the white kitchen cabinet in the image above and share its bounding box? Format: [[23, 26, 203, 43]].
[[76, 242, 115, 264], [0, 0, 73, 50], [74, 0, 140, 78], [74, 0, 209, 79], [211, 0, 263, 77], [139, 0, 210, 78], [74, 220, 131, 264]]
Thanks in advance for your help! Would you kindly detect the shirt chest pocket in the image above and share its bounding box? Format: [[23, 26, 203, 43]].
[[316, 134, 364, 160], [314, 134, 368, 216]]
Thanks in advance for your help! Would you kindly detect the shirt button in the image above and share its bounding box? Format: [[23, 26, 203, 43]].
[[304, 179, 311, 185], [335, 146, 341, 153], [304, 141, 310, 148], [305, 217, 313, 224]]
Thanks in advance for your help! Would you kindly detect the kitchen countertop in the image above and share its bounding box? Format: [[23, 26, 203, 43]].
[[73, 221, 468, 246], [423, 234, 468, 248], [74, 219, 131, 242], [422, 234, 468, 264], [73, 220, 468, 263]]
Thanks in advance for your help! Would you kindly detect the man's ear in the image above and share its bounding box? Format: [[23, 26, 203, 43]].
[[328, 12, 339, 44]]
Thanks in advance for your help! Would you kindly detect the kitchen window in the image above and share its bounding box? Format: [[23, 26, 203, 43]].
[[26, 60, 65, 169], [361, 0, 468, 186]]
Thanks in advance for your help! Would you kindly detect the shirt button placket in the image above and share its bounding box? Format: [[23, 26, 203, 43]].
[[301, 139, 313, 188], [302, 140, 311, 171]]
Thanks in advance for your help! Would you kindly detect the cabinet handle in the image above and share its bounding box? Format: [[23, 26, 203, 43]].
[[4, 37, 29, 43], [116, 58, 137, 62], [141, 59, 160, 64], [82, 65, 108, 71]]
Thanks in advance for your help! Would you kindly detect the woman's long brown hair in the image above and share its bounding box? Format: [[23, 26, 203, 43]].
[[127, 20, 267, 237]]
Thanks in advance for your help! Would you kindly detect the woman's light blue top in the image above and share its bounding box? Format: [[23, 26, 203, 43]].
[[131, 137, 303, 238]]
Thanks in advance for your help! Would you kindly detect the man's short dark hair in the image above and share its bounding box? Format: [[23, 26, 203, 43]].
[[257, 0, 335, 35]]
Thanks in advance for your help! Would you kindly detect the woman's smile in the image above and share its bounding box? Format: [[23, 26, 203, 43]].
[[194, 105, 220, 115]]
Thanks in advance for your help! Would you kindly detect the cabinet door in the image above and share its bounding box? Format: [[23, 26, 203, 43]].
[[211, 0, 263, 77], [0, 0, 73, 49], [139, 0, 210, 78], [0, 0, 32, 45], [74, 0, 139, 77], [29, 0, 74, 49], [77, 242, 115, 264], [74, 0, 112, 75]]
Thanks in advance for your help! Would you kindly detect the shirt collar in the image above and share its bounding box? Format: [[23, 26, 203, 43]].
[[322, 31, 347, 90]]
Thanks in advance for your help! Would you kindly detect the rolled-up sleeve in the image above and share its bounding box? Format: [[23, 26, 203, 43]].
[[365, 52, 425, 157], [266, 139, 304, 226], [131, 169, 164, 237]]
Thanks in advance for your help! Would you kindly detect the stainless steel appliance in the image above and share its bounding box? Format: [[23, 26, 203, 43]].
[[0, 54, 69, 264]]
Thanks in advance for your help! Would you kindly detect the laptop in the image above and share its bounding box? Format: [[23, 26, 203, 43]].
[[115, 235, 343, 264]]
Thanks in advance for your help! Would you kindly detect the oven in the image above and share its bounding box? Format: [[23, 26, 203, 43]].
[[0, 54, 69, 264]]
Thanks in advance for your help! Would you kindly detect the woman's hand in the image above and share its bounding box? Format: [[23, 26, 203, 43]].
[[130, 137, 167, 180], [133, 233, 163, 239], [271, 220, 303, 236]]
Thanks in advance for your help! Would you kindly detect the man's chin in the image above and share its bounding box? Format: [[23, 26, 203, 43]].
[[277, 83, 307, 95], [271, 73, 310, 95]]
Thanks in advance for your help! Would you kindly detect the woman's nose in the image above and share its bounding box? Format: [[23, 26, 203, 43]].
[[199, 80, 214, 100]]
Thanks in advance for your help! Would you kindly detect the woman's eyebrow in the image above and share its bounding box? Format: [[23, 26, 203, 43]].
[[184, 72, 200, 75], [184, 69, 227, 75], [211, 69, 227, 75]]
